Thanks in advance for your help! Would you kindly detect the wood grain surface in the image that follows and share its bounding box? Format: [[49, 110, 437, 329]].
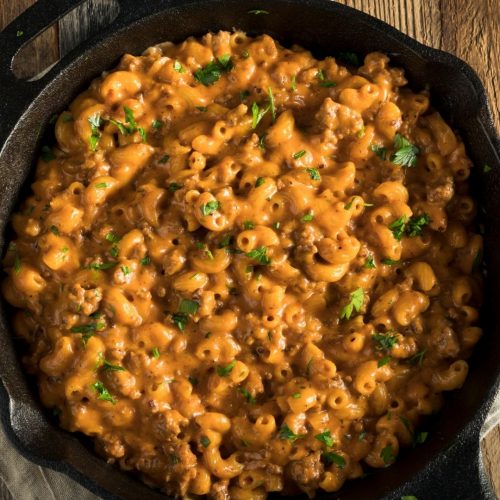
[[0, 0, 499, 496]]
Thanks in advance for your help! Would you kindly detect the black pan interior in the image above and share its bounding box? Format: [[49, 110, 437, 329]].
[[0, 1, 499, 499]]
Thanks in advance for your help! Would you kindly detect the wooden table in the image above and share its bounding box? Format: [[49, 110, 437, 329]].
[[1, 0, 499, 496]]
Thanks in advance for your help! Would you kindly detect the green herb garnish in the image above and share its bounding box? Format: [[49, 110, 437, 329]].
[[194, 55, 233, 86], [392, 133, 419, 167], [91, 381, 116, 404], [315, 430, 334, 447], [217, 360, 236, 377], [200, 200, 220, 216], [340, 288, 364, 320]]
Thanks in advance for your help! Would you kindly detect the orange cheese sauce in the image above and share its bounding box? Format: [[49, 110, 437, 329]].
[[2, 31, 483, 498]]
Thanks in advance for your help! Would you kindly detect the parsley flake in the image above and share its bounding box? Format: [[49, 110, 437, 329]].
[[200, 200, 220, 216], [194, 55, 233, 86], [200, 436, 211, 448], [373, 331, 399, 351], [364, 256, 376, 269], [152, 347, 160, 359], [91, 381, 116, 404], [279, 424, 305, 442], [306, 168, 321, 181], [217, 360, 236, 377], [255, 177, 265, 187], [246, 246, 271, 265], [371, 144, 387, 160], [251, 101, 270, 129], [239, 387, 256, 404], [340, 288, 364, 320], [392, 133, 419, 167], [315, 430, 334, 447], [380, 445, 394, 464], [173, 60, 185, 73], [322, 452, 345, 468], [293, 150, 306, 159]]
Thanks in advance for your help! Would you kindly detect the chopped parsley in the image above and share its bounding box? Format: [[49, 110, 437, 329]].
[[413, 431, 428, 446], [217, 360, 236, 377], [70, 322, 105, 346], [41, 146, 55, 162], [196, 242, 214, 259], [152, 119, 163, 129], [370, 144, 387, 160], [159, 155, 170, 164], [171, 299, 198, 331], [344, 198, 355, 210], [407, 213, 431, 237], [380, 445, 394, 464], [292, 392, 301, 398], [301, 212, 314, 222], [306, 167, 321, 181], [121, 265, 131, 275], [364, 256, 376, 269], [246, 246, 271, 265], [172, 312, 188, 331], [268, 87, 276, 121], [194, 55, 233, 86], [179, 299, 199, 315], [50, 225, 59, 235], [251, 101, 270, 129], [322, 452, 345, 468], [279, 424, 305, 442], [483, 164, 492, 173], [173, 60, 185, 73], [357, 126, 366, 138], [293, 150, 306, 159], [389, 216, 408, 241], [373, 331, 399, 351], [101, 360, 125, 372], [13, 253, 21, 274], [392, 133, 419, 167], [105, 232, 121, 244], [152, 347, 160, 359], [378, 356, 391, 367], [195, 106, 207, 112], [95, 182, 108, 189], [340, 288, 364, 320], [243, 220, 255, 230], [291, 74, 297, 91], [88, 261, 117, 270], [168, 182, 183, 192], [315, 430, 334, 447], [90, 381, 116, 404], [200, 200, 220, 216], [140, 255, 151, 265], [200, 436, 211, 448], [109, 106, 146, 142], [316, 69, 336, 87], [239, 387, 256, 404], [88, 114, 102, 151], [389, 214, 430, 240], [255, 177, 265, 187]]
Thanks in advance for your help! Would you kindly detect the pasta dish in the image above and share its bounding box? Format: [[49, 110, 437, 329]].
[[1, 31, 483, 498]]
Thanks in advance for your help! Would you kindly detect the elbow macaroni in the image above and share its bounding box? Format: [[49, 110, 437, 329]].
[[1, 32, 483, 498]]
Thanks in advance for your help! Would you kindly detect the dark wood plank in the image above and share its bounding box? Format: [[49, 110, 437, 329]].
[[58, 0, 120, 58], [0, 0, 59, 79]]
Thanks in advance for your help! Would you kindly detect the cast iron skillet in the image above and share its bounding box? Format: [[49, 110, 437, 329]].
[[1, 1, 499, 499]]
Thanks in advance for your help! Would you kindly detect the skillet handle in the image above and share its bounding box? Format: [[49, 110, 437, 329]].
[[0, 0, 87, 137]]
